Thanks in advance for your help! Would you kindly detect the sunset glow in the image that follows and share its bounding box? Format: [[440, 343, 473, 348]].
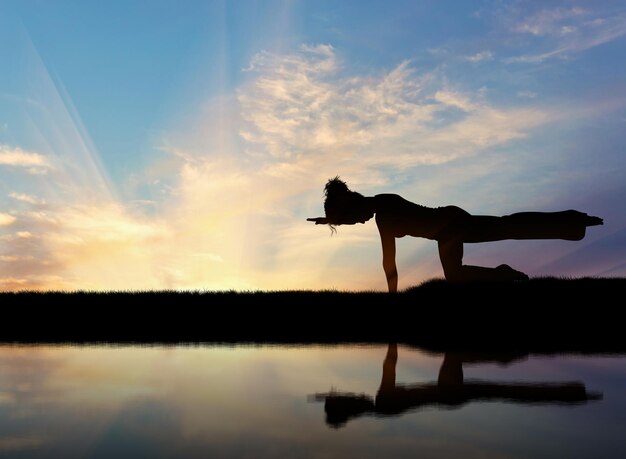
[[1, 1, 625, 291]]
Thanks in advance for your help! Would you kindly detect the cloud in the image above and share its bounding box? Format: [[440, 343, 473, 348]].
[[505, 7, 626, 63], [504, 47, 567, 64], [433, 89, 476, 111], [9, 192, 45, 205], [0, 201, 172, 291], [0, 255, 34, 262], [463, 51, 494, 63], [40, 204, 168, 285], [0, 145, 54, 174], [513, 7, 586, 37], [0, 277, 29, 290], [0, 213, 16, 226], [0, 436, 46, 452], [517, 91, 538, 99], [239, 46, 548, 174]]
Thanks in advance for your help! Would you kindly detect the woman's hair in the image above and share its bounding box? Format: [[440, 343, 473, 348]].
[[323, 176, 366, 231]]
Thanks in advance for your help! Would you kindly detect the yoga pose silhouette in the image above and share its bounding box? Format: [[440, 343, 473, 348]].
[[308, 177, 603, 292]]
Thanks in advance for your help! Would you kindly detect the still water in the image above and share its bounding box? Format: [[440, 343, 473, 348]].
[[0, 344, 624, 458]]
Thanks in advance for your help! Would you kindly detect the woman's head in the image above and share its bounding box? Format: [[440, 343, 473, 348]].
[[323, 176, 374, 228]]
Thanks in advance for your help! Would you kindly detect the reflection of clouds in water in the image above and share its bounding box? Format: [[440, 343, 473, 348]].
[[0, 345, 400, 455], [0, 435, 47, 454], [0, 391, 15, 404]]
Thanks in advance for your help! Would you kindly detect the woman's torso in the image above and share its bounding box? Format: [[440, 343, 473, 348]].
[[373, 194, 469, 240]]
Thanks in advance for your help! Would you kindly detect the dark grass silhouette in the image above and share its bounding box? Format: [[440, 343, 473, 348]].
[[2, 276, 625, 352]]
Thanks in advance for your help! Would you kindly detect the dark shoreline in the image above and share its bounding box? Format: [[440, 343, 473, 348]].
[[2, 277, 625, 353]]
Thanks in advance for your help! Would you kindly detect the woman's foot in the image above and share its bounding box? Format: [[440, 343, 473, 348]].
[[495, 264, 529, 281]]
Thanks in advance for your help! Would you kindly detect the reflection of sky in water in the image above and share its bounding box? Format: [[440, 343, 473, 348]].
[[0, 345, 624, 458]]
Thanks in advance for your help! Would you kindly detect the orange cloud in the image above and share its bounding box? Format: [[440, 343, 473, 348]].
[[0, 213, 16, 226]]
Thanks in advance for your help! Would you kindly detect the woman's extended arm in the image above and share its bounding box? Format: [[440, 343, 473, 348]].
[[379, 229, 398, 293]]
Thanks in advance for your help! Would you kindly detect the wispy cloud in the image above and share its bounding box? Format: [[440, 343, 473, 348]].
[[505, 7, 626, 63], [504, 50, 559, 64], [239, 45, 548, 174], [513, 7, 587, 37], [0, 145, 54, 174], [433, 89, 476, 112], [463, 50, 494, 63], [9, 192, 46, 205]]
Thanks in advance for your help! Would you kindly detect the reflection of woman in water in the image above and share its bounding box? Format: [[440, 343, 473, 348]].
[[308, 177, 603, 292], [317, 344, 601, 428]]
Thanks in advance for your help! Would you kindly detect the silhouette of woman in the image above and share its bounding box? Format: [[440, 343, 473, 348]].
[[308, 177, 603, 292]]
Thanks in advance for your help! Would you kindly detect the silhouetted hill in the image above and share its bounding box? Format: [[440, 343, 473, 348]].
[[1, 277, 625, 353]]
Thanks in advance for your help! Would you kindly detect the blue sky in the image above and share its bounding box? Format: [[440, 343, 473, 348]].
[[1, 0, 625, 290]]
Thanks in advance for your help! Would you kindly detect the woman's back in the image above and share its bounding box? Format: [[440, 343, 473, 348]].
[[373, 194, 469, 240]]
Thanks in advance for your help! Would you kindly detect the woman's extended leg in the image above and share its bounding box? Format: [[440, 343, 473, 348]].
[[437, 238, 529, 282], [463, 211, 603, 243]]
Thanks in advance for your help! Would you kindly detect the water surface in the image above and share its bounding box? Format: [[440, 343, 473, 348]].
[[0, 344, 624, 458]]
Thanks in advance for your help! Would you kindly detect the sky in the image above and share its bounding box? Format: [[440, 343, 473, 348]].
[[0, 0, 625, 291]]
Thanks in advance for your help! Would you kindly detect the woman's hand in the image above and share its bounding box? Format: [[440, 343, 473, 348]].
[[307, 217, 329, 225]]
